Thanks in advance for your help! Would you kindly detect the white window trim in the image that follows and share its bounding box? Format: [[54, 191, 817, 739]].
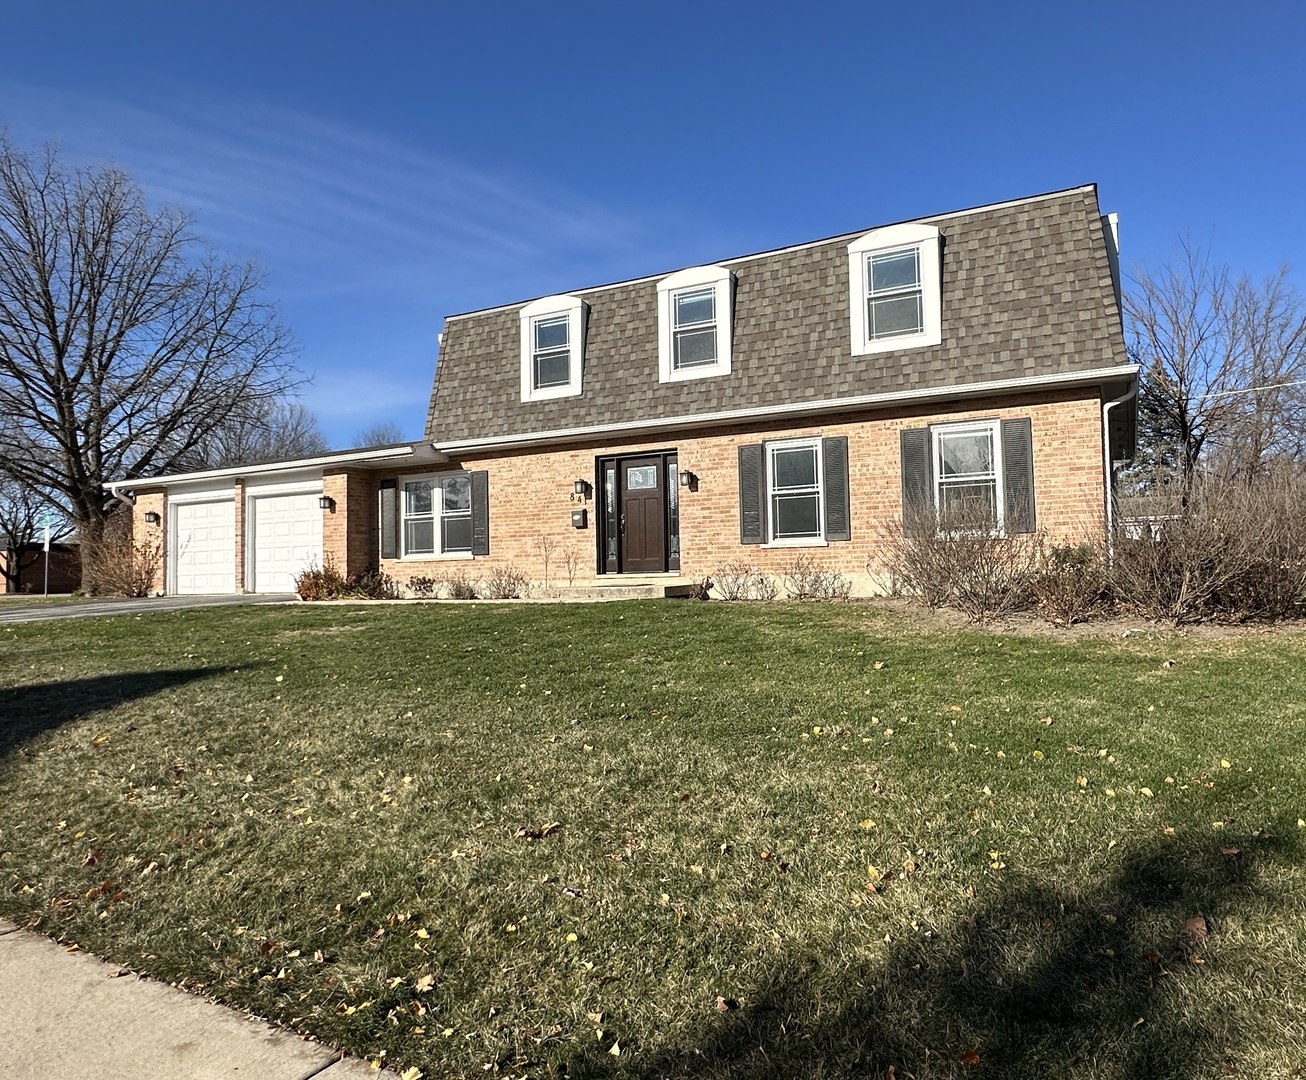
[[520, 295, 586, 402], [848, 223, 942, 356], [931, 419, 1005, 534], [400, 473, 475, 560], [763, 436, 826, 547], [656, 265, 734, 383]]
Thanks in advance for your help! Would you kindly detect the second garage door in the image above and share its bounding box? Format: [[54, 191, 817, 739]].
[[249, 493, 323, 593]]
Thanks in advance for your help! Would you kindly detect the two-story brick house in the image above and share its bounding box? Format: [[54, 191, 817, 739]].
[[115, 184, 1136, 596]]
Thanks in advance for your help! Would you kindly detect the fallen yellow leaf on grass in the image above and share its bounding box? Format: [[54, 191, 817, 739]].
[[400, 1069, 424, 1080], [1221, 759, 1232, 769], [609, 1040, 622, 1057], [860, 819, 876, 830], [1032, 750, 1044, 760], [1140, 788, 1154, 798]]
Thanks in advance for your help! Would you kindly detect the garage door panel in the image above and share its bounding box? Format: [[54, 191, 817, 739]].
[[251, 494, 323, 593], [174, 500, 236, 595]]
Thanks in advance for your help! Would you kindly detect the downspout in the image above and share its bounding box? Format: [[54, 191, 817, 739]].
[[1101, 380, 1138, 562]]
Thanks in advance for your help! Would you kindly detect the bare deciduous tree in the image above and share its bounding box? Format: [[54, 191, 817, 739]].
[[353, 421, 407, 448], [184, 399, 328, 470], [0, 137, 300, 540], [1126, 239, 1306, 488]]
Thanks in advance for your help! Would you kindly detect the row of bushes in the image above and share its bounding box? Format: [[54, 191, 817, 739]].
[[294, 559, 531, 602], [884, 476, 1306, 625], [711, 554, 851, 602]]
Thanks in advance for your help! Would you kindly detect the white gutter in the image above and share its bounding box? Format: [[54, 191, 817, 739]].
[[436, 363, 1140, 455], [107, 442, 445, 492], [1101, 380, 1139, 561]]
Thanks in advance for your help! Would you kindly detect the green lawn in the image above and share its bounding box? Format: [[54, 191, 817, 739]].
[[1, 602, 1304, 1079]]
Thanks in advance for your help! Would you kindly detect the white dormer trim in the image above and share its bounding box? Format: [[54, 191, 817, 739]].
[[847, 222, 942, 357], [656, 264, 734, 383], [520, 294, 586, 402]]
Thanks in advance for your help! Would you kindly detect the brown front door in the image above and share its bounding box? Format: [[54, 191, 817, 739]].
[[619, 457, 665, 573]]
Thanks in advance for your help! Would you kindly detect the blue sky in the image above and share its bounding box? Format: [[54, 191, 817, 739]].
[[3, 1, 1303, 448]]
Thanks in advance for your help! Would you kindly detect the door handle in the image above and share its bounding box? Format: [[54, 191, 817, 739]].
[[619, 513, 626, 534]]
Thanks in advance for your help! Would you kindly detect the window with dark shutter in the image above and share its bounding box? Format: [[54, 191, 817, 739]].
[[738, 444, 766, 545], [379, 480, 398, 560], [822, 436, 851, 542], [470, 470, 490, 555], [899, 428, 933, 536], [1000, 418, 1036, 533]]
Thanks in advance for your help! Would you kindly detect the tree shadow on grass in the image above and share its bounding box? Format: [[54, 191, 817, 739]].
[[566, 830, 1293, 1080], [0, 668, 236, 758]]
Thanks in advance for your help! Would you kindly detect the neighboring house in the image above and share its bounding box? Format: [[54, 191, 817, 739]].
[[113, 184, 1137, 596], [1, 542, 81, 594]]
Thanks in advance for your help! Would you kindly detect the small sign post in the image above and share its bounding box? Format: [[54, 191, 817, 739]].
[[41, 512, 51, 597]]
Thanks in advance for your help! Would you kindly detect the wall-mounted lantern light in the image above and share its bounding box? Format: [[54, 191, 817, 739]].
[[679, 470, 698, 489], [573, 478, 592, 498], [318, 495, 336, 512], [144, 511, 161, 525]]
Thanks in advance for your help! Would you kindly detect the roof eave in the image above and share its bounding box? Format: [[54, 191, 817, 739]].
[[108, 442, 447, 491], [433, 364, 1139, 456]]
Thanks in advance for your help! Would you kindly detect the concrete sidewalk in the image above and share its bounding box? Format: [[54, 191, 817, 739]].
[[0, 920, 378, 1079]]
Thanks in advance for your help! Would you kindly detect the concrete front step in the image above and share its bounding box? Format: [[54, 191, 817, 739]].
[[533, 580, 702, 601]]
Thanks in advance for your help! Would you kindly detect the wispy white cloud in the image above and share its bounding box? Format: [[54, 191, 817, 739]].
[[0, 81, 741, 445], [1, 83, 659, 307]]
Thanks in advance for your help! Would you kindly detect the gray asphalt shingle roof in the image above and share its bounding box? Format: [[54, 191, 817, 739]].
[[425, 186, 1127, 447]]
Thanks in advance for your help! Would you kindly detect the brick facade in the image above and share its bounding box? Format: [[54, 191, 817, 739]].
[[359, 387, 1104, 595], [134, 490, 168, 595], [323, 468, 376, 578]]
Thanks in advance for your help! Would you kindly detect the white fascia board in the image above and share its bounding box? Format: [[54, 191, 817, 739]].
[[435, 364, 1140, 455], [108, 443, 445, 492]]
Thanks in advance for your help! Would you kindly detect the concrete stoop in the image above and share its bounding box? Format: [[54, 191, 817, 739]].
[[530, 579, 702, 602]]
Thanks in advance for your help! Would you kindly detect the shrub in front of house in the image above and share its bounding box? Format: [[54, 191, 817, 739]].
[[481, 564, 530, 600], [711, 561, 779, 601], [1030, 543, 1107, 625], [781, 553, 852, 602], [881, 504, 1039, 623], [1111, 472, 1306, 623]]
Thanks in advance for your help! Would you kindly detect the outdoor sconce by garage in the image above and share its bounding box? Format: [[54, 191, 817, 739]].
[[572, 478, 592, 498], [318, 495, 336, 512], [144, 511, 161, 524], [679, 470, 698, 490]]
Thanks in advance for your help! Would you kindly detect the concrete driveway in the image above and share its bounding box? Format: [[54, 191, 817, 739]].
[[0, 593, 298, 625]]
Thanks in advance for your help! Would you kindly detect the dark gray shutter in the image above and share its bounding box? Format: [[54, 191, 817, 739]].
[[738, 444, 766, 545], [379, 479, 398, 560], [900, 428, 933, 537], [822, 436, 851, 542], [1001, 418, 1036, 533], [470, 470, 490, 555]]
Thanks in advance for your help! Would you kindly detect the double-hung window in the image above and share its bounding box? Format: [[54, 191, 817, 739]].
[[934, 423, 1000, 530], [531, 315, 571, 390], [768, 439, 823, 542], [866, 247, 923, 340], [657, 265, 733, 382], [519, 295, 586, 401], [847, 223, 942, 356], [672, 287, 717, 369], [737, 436, 851, 547], [898, 418, 1036, 537], [403, 475, 472, 556]]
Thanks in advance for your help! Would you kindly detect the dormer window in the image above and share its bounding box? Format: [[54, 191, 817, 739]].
[[847, 223, 942, 356], [520, 295, 586, 402], [657, 265, 734, 382]]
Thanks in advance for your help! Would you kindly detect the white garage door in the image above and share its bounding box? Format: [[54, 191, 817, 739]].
[[250, 493, 323, 593], [173, 500, 236, 595]]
